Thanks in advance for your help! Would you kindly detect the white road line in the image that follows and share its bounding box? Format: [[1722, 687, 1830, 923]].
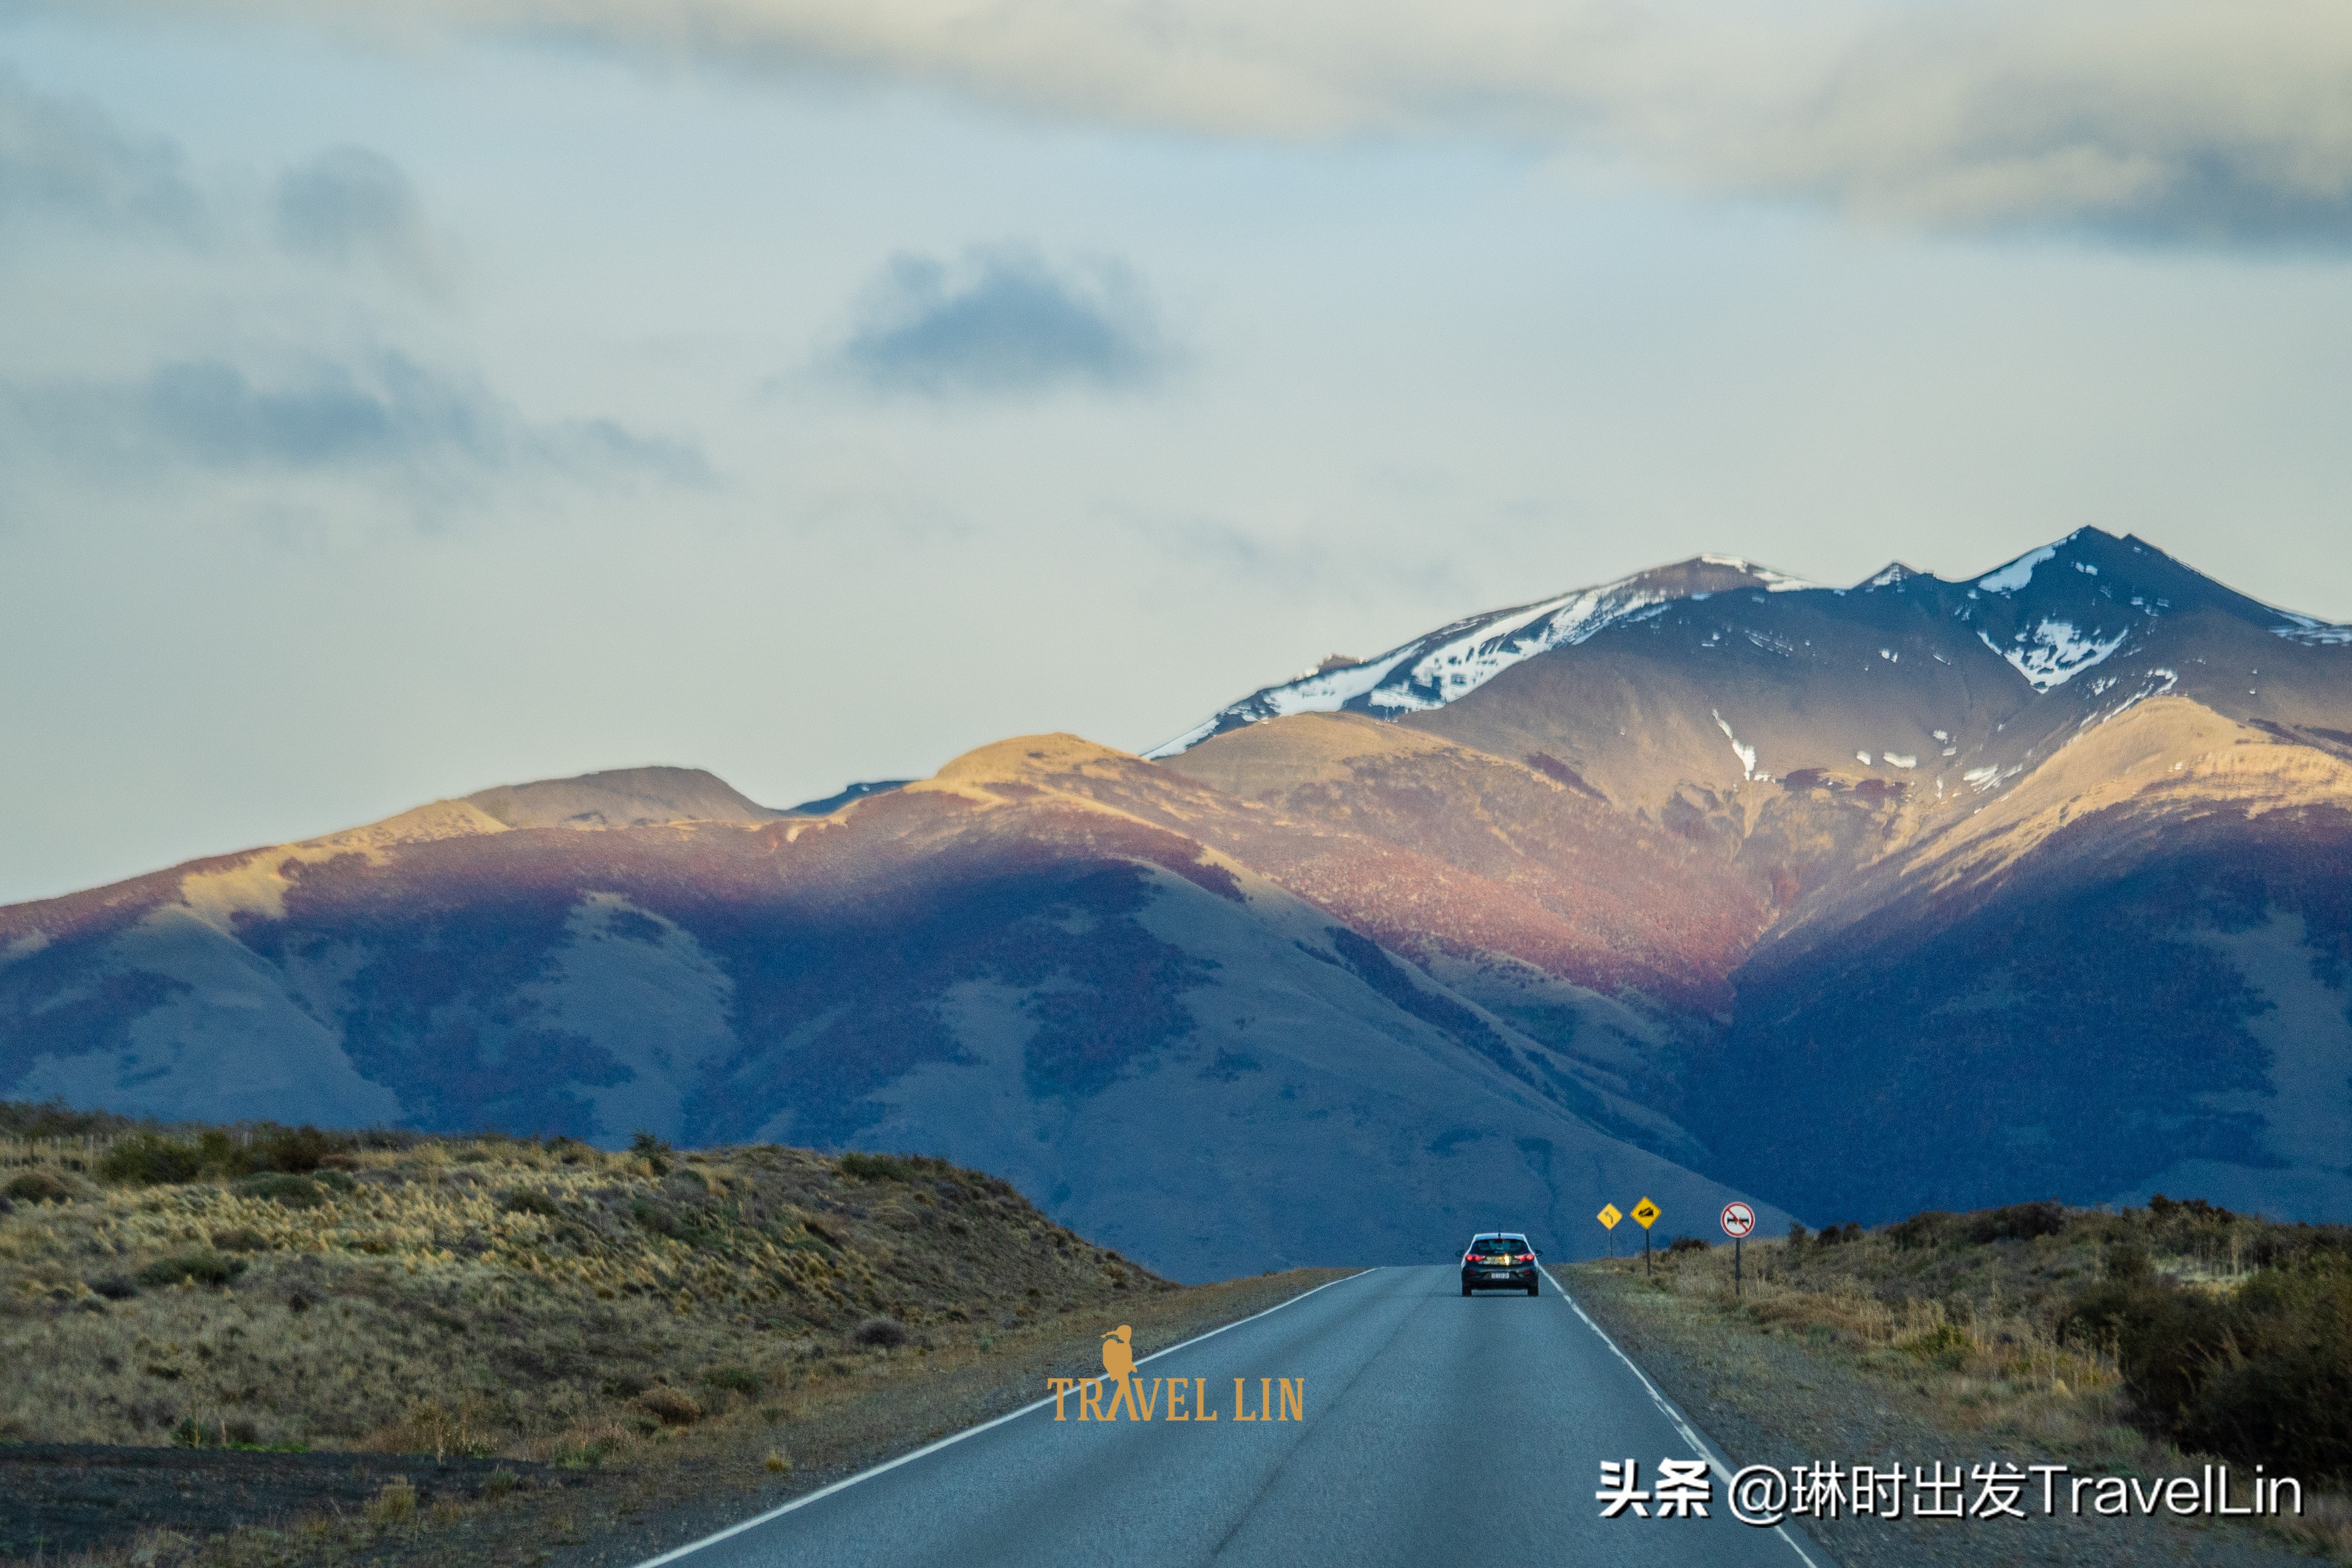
[[1537, 1262, 1832, 1568], [630, 1267, 1380, 1568]]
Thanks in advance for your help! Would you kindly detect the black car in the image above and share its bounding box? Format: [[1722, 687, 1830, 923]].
[[1460, 1232, 1540, 1296]]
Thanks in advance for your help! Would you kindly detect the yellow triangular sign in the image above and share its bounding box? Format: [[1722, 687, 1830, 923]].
[[1596, 1203, 1623, 1229], [1631, 1196, 1661, 1229]]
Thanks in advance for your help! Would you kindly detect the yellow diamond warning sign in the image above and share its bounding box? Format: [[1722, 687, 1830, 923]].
[[1631, 1196, 1661, 1229], [1597, 1203, 1623, 1230]]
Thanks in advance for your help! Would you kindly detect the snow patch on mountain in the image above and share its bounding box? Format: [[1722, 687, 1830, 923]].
[[1713, 710, 1756, 780], [1979, 620, 2131, 693], [1978, 545, 2057, 595]]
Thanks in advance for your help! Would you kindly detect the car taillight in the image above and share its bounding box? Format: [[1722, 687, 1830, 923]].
[[1515, 1253, 1532, 1263]]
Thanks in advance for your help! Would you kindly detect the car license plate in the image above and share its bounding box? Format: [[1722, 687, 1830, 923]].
[[1486, 1270, 1508, 1279]]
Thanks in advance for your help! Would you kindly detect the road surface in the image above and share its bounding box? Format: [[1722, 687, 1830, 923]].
[[641, 1264, 1830, 1568]]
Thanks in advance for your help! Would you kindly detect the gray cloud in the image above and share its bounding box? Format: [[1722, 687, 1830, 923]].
[[0, 66, 203, 241], [827, 246, 1172, 399], [274, 146, 437, 280], [4, 353, 709, 493], [119, 0, 2352, 249]]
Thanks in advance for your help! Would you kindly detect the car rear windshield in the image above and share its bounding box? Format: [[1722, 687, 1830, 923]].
[[1472, 1238, 1527, 1254]]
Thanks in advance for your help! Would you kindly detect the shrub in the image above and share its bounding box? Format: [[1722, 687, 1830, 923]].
[[366, 1479, 418, 1527], [503, 1189, 563, 1217], [245, 1125, 341, 1175], [239, 1173, 327, 1209], [4, 1169, 75, 1204], [641, 1387, 702, 1426], [1965, 1201, 2068, 1244], [100, 1136, 203, 1186], [852, 1316, 909, 1348], [2176, 1260, 2352, 1483], [210, 1227, 270, 1253], [838, 1152, 916, 1183], [1666, 1235, 1710, 1255], [2062, 1275, 2234, 1420], [630, 1132, 673, 1177], [136, 1251, 247, 1290], [764, 1450, 792, 1474], [701, 1365, 763, 1397], [1786, 1222, 1808, 1248], [87, 1272, 139, 1301], [1887, 1211, 1955, 1250]]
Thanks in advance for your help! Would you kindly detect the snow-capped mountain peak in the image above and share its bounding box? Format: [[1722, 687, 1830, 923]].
[[1146, 556, 1808, 758]]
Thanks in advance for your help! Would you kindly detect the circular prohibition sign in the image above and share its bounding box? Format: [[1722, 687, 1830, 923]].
[[1719, 1201, 1756, 1239]]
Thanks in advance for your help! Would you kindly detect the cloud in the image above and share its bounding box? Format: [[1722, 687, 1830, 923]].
[[122, 0, 2352, 249], [825, 246, 1173, 399], [2, 353, 710, 495], [273, 146, 439, 282], [0, 66, 203, 241]]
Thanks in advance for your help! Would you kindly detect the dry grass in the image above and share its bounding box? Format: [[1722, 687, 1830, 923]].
[[1596, 1226, 2352, 1564], [0, 1123, 1349, 1567], [0, 1131, 1163, 1461]]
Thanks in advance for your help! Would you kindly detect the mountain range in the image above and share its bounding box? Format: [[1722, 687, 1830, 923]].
[[6, 527, 2349, 1278]]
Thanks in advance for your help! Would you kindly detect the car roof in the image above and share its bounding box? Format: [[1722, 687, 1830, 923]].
[[1470, 1232, 1528, 1240]]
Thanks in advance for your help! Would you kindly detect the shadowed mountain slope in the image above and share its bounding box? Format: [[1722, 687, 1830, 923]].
[[0, 745, 1778, 1281], [7, 529, 2351, 1248]]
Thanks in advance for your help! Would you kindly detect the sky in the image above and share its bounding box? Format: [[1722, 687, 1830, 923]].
[[4, 0, 2352, 904]]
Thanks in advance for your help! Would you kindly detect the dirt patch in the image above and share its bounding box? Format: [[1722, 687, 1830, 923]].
[[0, 1444, 576, 1560]]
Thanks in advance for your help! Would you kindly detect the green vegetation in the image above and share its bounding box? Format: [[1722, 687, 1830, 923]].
[[1585, 1194, 2352, 1561]]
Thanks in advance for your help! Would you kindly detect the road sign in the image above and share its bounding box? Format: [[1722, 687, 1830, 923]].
[[1720, 1201, 1756, 1239], [1630, 1197, 1660, 1230], [1597, 1204, 1622, 1230]]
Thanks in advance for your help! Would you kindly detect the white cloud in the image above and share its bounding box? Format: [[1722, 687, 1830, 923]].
[[82, 0, 2352, 246]]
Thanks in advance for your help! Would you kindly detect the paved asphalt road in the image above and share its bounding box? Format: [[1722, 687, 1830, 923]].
[[644, 1264, 1831, 1568]]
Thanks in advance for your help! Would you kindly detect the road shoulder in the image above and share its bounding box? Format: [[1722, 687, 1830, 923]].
[[1565, 1262, 2327, 1568]]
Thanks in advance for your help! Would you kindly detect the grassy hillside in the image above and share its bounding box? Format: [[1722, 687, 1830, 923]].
[[0, 1102, 1351, 1566], [0, 1105, 1160, 1454]]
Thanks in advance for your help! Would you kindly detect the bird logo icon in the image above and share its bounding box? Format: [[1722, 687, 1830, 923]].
[[1100, 1324, 1135, 1384]]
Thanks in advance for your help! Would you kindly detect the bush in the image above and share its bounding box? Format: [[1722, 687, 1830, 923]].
[[4, 1169, 75, 1204], [630, 1132, 673, 1177], [503, 1189, 563, 1217], [211, 1227, 270, 1254], [100, 1136, 203, 1186], [1666, 1235, 1711, 1255], [136, 1251, 247, 1290], [701, 1365, 764, 1397], [1888, 1211, 1955, 1250], [838, 1152, 920, 1183], [2176, 1260, 2352, 1483], [244, 1125, 342, 1175], [1786, 1222, 1808, 1248], [641, 1387, 702, 1426], [1965, 1201, 2068, 1244], [852, 1316, 909, 1348], [239, 1173, 327, 1209], [86, 1272, 139, 1301]]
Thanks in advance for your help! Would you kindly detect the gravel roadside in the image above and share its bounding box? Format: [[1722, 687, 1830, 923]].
[[1564, 1262, 2328, 1568]]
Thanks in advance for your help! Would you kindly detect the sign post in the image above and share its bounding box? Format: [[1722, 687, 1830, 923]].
[[1720, 1201, 1756, 1296], [1597, 1203, 1622, 1260], [1631, 1196, 1660, 1275]]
